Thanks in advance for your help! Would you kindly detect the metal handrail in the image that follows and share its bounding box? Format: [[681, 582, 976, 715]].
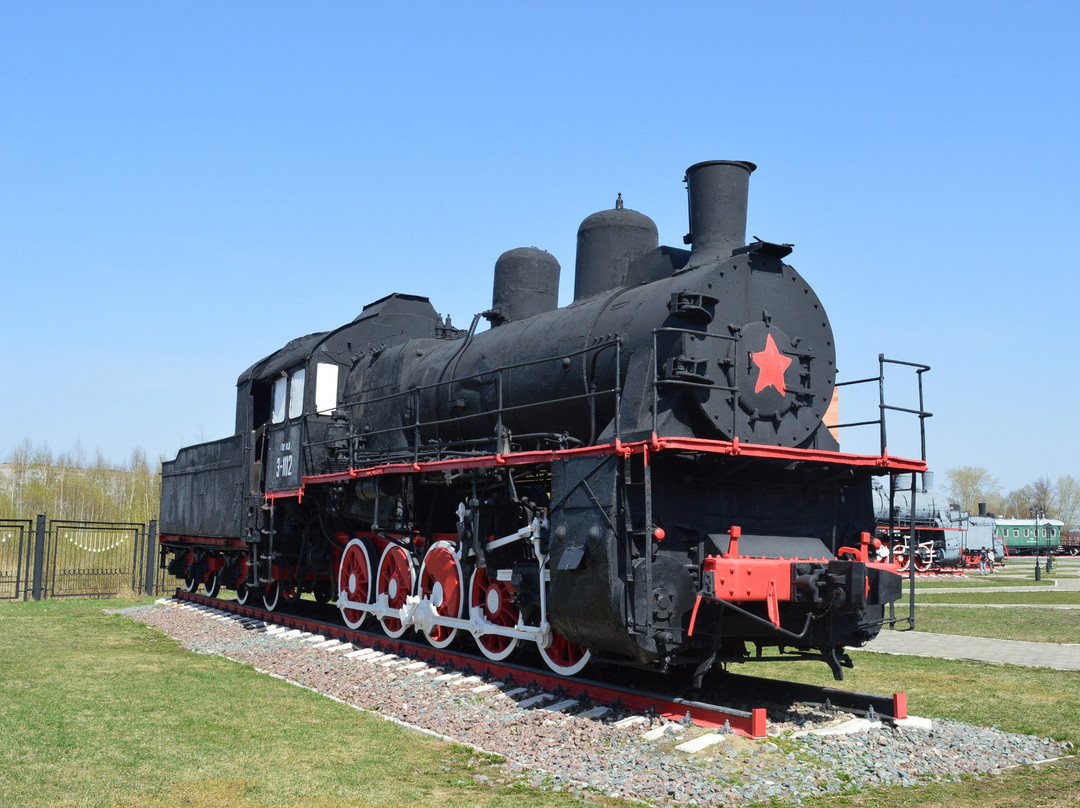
[[833, 354, 931, 462], [304, 337, 623, 473]]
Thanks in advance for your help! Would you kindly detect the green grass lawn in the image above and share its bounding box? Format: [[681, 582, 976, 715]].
[[741, 651, 1080, 807], [904, 576, 1055, 589], [3, 594, 1078, 808], [0, 598, 601, 808], [908, 606, 1080, 644], [743, 650, 1080, 744], [913, 591, 1080, 605]]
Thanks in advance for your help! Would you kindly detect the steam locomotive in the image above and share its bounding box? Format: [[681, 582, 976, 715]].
[[160, 161, 927, 682], [872, 476, 1002, 571]]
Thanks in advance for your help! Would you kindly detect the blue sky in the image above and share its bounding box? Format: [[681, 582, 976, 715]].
[[2, 2, 1077, 493]]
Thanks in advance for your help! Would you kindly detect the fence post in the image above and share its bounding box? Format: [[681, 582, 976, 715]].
[[144, 519, 158, 596], [31, 514, 47, 601]]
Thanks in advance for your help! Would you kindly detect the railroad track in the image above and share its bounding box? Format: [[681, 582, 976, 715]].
[[172, 589, 908, 739]]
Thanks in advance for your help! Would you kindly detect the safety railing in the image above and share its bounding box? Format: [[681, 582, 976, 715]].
[[833, 355, 932, 631], [833, 354, 932, 462]]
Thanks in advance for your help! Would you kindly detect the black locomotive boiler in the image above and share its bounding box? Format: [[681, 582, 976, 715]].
[[160, 160, 925, 681]]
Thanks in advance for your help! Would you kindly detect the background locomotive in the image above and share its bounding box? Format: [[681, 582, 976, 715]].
[[873, 475, 1003, 571], [160, 160, 927, 681]]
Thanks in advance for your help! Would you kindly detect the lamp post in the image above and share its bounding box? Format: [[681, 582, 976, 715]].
[[1047, 518, 1054, 573], [1031, 506, 1046, 580]]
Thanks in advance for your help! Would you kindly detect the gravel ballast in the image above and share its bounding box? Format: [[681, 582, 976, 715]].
[[121, 600, 1072, 806]]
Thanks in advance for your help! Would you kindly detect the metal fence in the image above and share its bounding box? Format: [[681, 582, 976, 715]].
[[0, 516, 179, 600], [0, 519, 34, 600]]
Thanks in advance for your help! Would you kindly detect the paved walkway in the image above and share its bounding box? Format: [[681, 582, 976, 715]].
[[863, 562, 1080, 670], [901, 572, 1080, 595], [862, 629, 1080, 671]]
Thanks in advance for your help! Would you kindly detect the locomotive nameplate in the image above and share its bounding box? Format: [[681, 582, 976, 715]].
[[265, 425, 302, 492]]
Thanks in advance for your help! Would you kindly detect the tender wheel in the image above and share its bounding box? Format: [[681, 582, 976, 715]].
[[469, 567, 520, 661], [892, 543, 910, 572], [183, 575, 199, 594], [538, 628, 591, 676], [418, 542, 464, 648], [282, 581, 301, 605], [204, 571, 221, 598], [234, 557, 251, 604], [338, 538, 373, 629], [375, 544, 415, 638], [263, 580, 282, 612]]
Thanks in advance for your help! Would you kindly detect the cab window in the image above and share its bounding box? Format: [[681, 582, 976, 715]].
[[315, 363, 339, 414], [289, 368, 305, 419], [271, 376, 288, 424], [271, 367, 306, 423]]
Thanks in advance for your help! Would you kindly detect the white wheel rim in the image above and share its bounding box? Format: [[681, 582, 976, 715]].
[[419, 541, 463, 649], [468, 568, 519, 662], [338, 538, 371, 630], [377, 544, 414, 639], [538, 630, 592, 676]]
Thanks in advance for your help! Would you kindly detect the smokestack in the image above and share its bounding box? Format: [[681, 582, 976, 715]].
[[683, 160, 756, 262]]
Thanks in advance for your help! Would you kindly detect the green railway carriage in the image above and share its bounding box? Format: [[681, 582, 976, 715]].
[[995, 517, 1063, 556]]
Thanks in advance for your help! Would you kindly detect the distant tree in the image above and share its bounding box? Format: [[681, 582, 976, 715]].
[[1030, 478, 1053, 515], [996, 488, 1033, 519], [1053, 475, 1080, 528], [1, 441, 160, 523], [944, 466, 1000, 514], [993, 479, 1058, 521]]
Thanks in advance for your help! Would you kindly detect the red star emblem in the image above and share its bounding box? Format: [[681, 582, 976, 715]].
[[750, 333, 792, 396]]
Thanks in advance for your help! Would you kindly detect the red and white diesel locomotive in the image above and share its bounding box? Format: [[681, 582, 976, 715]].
[[160, 161, 926, 681]]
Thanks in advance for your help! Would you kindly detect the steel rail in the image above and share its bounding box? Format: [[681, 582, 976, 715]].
[[711, 670, 907, 721], [175, 590, 768, 737]]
